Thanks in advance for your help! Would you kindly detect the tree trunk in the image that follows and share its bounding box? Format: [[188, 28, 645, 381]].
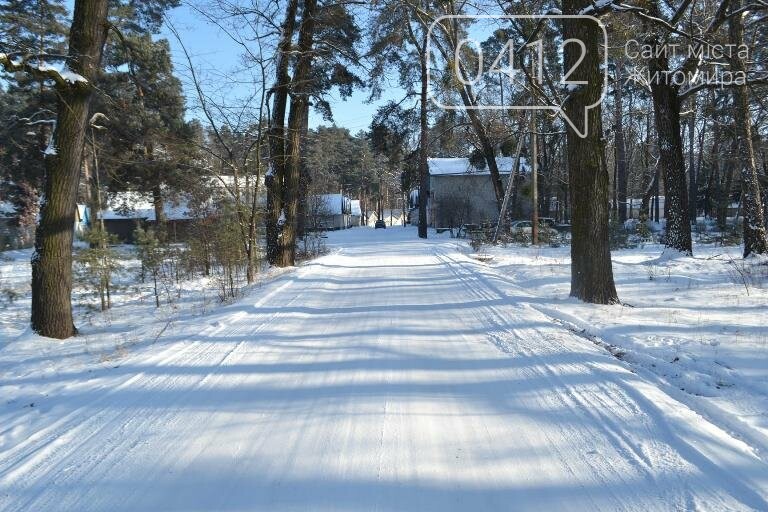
[[279, 0, 317, 266], [687, 96, 698, 223], [152, 183, 166, 228], [266, 0, 299, 265], [418, 40, 429, 239], [31, 0, 109, 339], [613, 62, 628, 223], [645, 8, 692, 254], [705, 133, 719, 219], [717, 142, 736, 229], [729, 2, 768, 257], [561, 5, 618, 304]]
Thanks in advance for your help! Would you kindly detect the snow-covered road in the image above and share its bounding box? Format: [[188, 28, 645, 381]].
[[2, 228, 767, 511]]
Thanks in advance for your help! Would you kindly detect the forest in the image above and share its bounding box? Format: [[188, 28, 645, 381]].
[[0, 0, 766, 338]]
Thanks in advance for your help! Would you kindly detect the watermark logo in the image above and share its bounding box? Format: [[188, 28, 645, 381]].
[[426, 15, 608, 138], [623, 40, 749, 89]]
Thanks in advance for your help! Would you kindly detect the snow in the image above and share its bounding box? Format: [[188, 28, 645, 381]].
[[36, 62, 87, 84], [0, 201, 15, 216], [312, 193, 351, 215], [429, 156, 530, 176], [578, 0, 615, 14], [480, 240, 768, 465], [350, 199, 361, 216], [1, 228, 768, 510]]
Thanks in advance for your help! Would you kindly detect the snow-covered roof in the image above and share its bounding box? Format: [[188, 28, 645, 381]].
[[101, 192, 193, 221], [428, 157, 530, 177], [312, 194, 350, 215], [350, 200, 361, 216]]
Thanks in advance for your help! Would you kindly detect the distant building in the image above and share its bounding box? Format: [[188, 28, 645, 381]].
[[0, 199, 89, 250], [101, 192, 196, 243], [365, 209, 406, 227], [411, 157, 531, 228], [307, 194, 353, 230], [350, 200, 362, 227]]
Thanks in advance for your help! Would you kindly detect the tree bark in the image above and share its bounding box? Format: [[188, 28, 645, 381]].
[[30, 0, 109, 339], [280, 0, 317, 266], [417, 36, 429, 239], [266, 0, 299, 265], [561, 5, 618, 304], [717, 142, 736, 229], [729, 2, 768, 257], [687, 96, 698, 223], [645, 4, 692, 254], [613, 62, 628, 223]]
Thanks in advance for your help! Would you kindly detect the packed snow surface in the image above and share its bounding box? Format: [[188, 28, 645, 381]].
[[1, 228, 768, 511]]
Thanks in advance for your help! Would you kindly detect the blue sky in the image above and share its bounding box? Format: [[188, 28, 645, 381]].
[[161, 3, 393, 131], [61, 0, 401, 131]]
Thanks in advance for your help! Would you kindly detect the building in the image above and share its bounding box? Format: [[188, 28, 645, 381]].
[[306, 194, 353, 230], [350, 200, 362, 227], [413, 157, 531, 228], [0, 199, 89, 250], [101, 192, 196, 243]]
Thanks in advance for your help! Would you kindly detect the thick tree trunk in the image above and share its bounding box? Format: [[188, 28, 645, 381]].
[[649, 80, 692, 253], [729, 3, 768, 257], [279, 0, 317, 266], [31, 0, 109, 339], [561, 4, 618, 304], [418, 45, 429, 239], [266, 0, 299, 265], [645, 10, 692, 254]]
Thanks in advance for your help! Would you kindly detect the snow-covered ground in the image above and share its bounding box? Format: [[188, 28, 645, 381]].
[[477, 239, 768, 460], [1, 227, 767, 510]]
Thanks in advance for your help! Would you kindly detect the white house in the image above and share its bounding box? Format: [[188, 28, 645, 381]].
[[307, 193, 353, 230], [350, 200, 362, 226]]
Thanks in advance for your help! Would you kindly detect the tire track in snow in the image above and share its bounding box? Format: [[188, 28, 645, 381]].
[[434, 244, 768, 510], [1, 275, 305, 510]]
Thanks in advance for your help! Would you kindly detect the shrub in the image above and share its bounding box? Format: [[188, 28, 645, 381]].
[[75, 227, 121, 311]]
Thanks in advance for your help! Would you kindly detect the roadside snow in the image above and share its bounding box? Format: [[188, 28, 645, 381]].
[[480, 241, 768, 461], [1, 229, 767, 510]]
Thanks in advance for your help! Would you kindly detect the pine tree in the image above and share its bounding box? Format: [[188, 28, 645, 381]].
[[561, 1, 619, 304], [0, 0, 69, 190], [1, 0, 180, 339]]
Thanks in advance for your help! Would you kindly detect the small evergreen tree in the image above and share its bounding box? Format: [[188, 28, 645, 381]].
[[135, 226, 164, 308], [75, 227, 121, 311]]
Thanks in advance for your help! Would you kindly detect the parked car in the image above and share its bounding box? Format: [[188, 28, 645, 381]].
[[375, 219, 387, 229], [509, 220, 558, 237]]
